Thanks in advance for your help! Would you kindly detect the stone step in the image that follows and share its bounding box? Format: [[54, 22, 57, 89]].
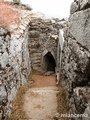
[[31, 57, 41, 60], [31, 53, 41, 56], [32, 60, 41, 64]]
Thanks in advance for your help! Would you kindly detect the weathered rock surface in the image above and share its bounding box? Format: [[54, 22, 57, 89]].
[[0, 25, 30, 119], [0, 2, 45, 119], [70, 0, 90, 14], [61, 0, 90, 119], [70, 1, 79, 14], [69, 8, 90, 51], [79, 0, 90, 10]]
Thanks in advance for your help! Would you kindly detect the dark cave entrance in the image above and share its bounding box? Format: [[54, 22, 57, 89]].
[[43, 52, 56, 72]]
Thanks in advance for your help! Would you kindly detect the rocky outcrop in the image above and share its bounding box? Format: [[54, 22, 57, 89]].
[[0, 6, 32, 118], [61, 0, 90, 119], [0, 25, 30, 120], [0, 1, 68, 119], [70, 0, 90, 14]]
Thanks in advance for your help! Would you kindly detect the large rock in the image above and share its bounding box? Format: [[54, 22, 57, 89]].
[[0, 25, 30, 119], [79, 0, 90, 10], [70, 0, 90, 14], [60, 0, 90, 119], [70, 1, 78, 14], [69, 8, 90, 51]]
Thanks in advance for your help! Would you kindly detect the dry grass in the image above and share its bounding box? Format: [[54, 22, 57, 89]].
[[57, 86, 70, 120], [9, 74, 35, 120], [9, 86, 28, 120], [9, 70, 69, 120]]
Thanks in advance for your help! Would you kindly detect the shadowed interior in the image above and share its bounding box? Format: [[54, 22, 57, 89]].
[[43, 52, 56, 72]]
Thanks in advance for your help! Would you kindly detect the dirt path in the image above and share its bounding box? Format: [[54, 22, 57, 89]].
[[23, 73, 59, 120]]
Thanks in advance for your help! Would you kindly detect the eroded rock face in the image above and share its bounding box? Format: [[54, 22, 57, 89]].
[[0, 26, 30, 120], [61, 0, 90, 119], [69, 9, 90, 51], [70, 0, 90, 14]]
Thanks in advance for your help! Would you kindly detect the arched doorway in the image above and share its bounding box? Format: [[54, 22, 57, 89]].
[[43, 52, 56, 72]]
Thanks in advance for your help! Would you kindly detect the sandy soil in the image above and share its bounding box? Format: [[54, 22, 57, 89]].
[[32, 74, 56, 87], [23, 74, 59, 120]]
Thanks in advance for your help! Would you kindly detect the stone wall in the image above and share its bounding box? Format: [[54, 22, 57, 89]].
[[0, 1, 68, 118], [28, 18, 67, 72], [0, 26, 30, 120], [61, 0, 90, 119]]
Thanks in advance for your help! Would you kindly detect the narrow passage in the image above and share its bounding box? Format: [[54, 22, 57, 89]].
[[23, 73, 59, 120]]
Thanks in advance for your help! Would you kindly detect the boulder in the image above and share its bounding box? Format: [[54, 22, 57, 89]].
[[60, 0, 90, 118], [0, 27, 7, 36], [70, 1, 78, 14], [79, 0, 90, 10], [69, 8, 90, 51], [44, 71, 54, 76]]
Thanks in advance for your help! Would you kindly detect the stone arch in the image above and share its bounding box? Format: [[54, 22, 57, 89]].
[[42, 49, 56, 61], [42, 51, 56, 72]]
